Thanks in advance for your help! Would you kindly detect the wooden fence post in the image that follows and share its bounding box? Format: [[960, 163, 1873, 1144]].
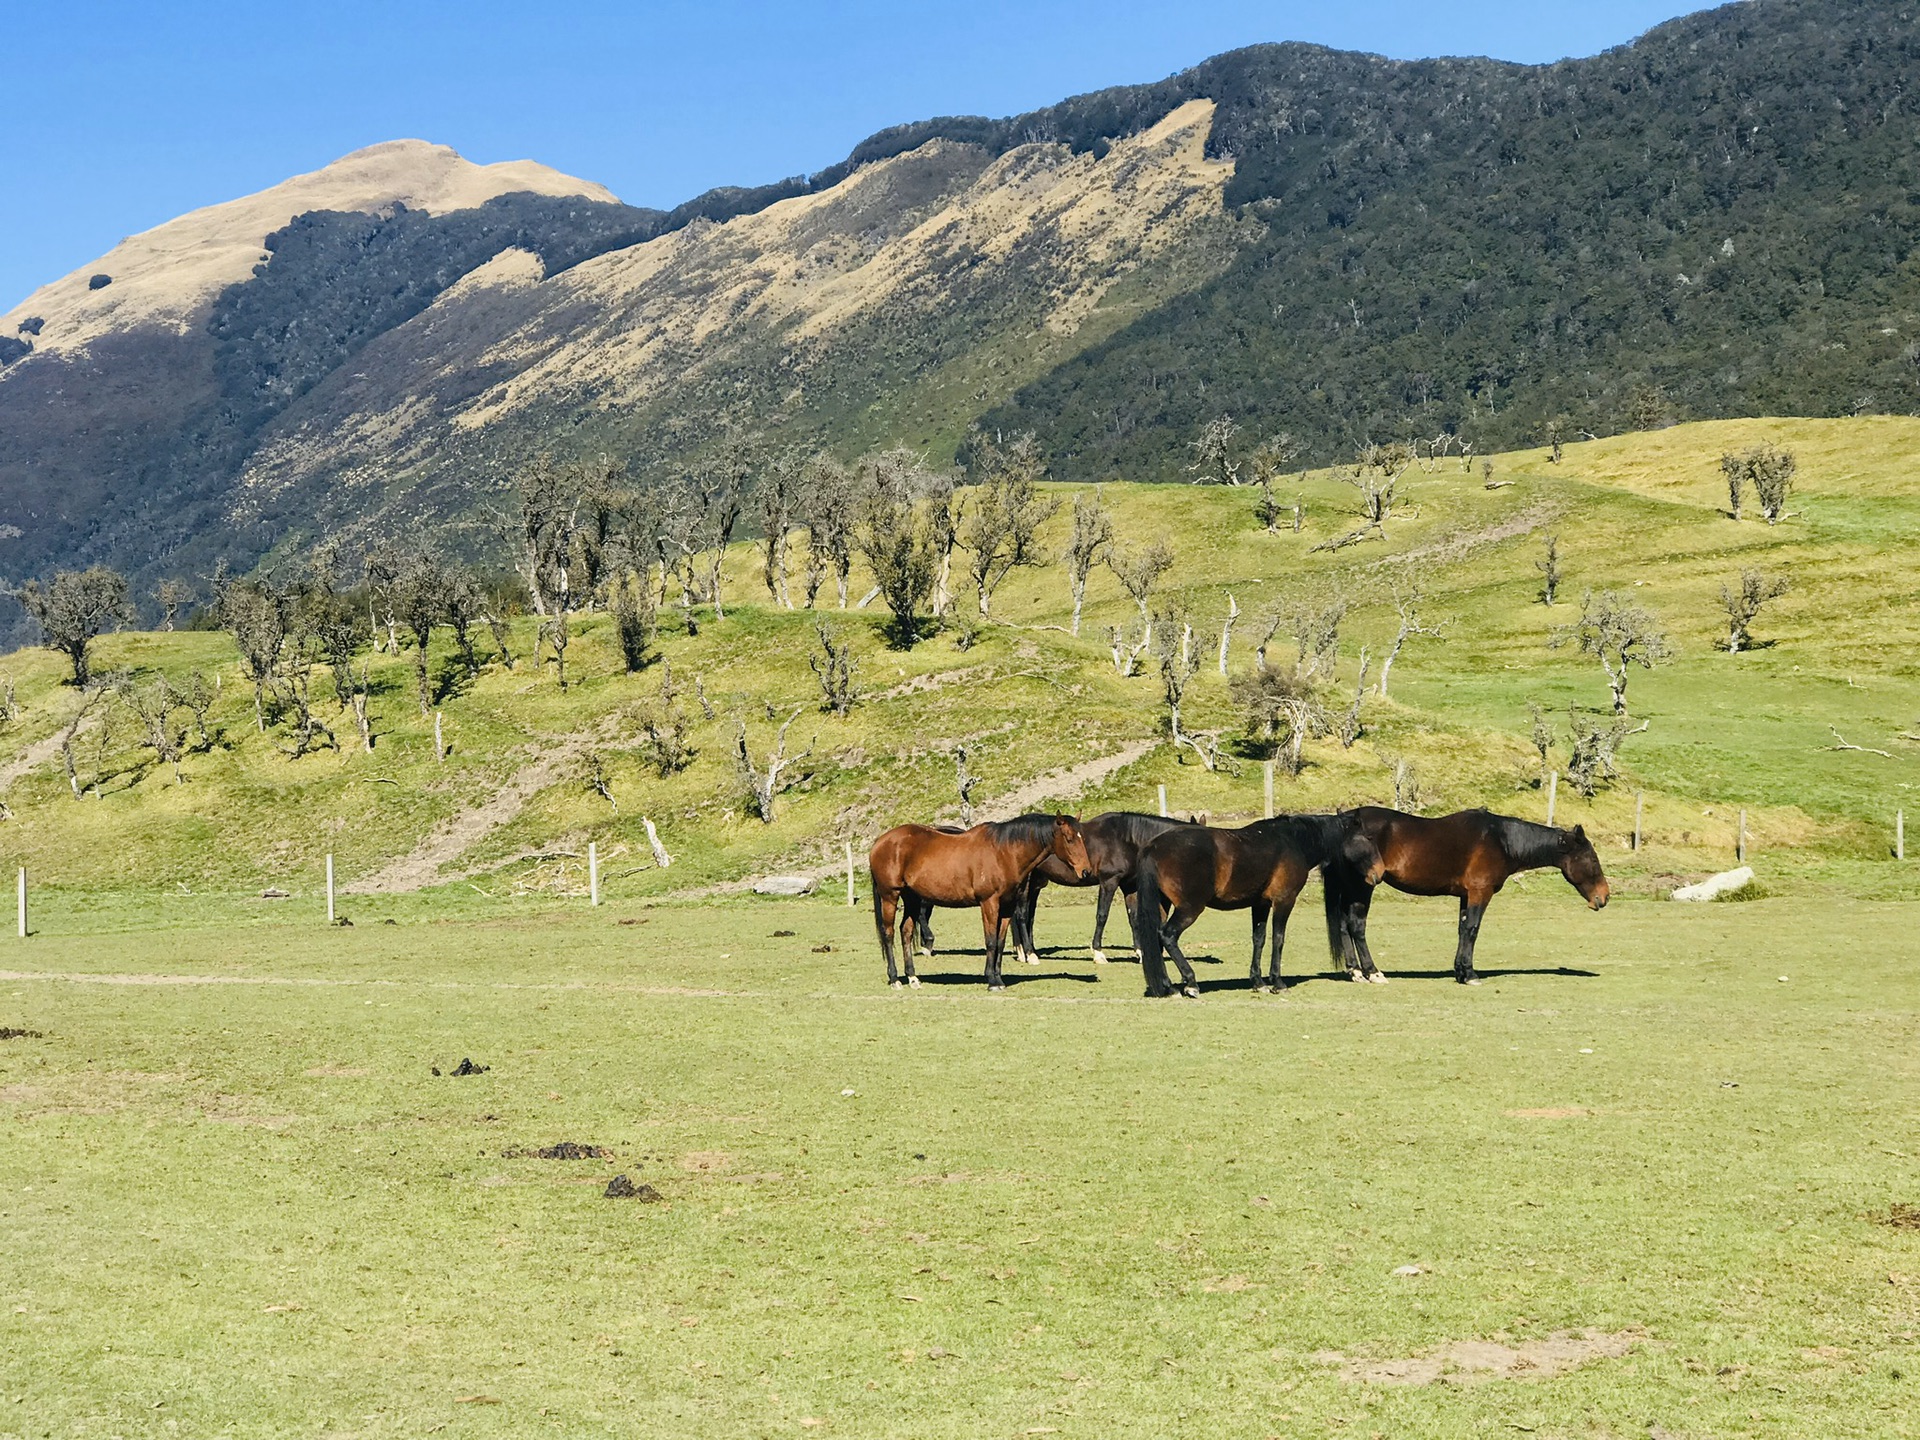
[[845, 842, 855, 907], [1546, 772, 1558, 827], [1158, 784, 1168, 818], [1898, 810, 1906, 862], [1264, 761, 1275, 819], [588, 842, 600, 906], [326, 854, 335, 924], [434, 711, 445, 763], [1737, 809, 1748, 864], [15, 867, 24, 940], [1633, 792, 1644, 853]]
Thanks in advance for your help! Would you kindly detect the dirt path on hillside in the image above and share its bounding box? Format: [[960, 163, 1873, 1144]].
[[346, 723, 611, 894], [0, 711, 97, 793]]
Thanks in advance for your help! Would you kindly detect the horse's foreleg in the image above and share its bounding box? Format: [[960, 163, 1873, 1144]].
[[1456, 897, 1488, 985], [982, 895, 1008, 991], [1248, 901, 1271, 991], [1090, 879, 1118, 963], [1017, 876, 1041, 964], [877, 890, 902, 988], [1269, 898, 1297, 990], [915, 896, 937, 956]]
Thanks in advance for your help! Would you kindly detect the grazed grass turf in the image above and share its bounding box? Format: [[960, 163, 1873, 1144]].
[[4, 890, 1918, 1437]]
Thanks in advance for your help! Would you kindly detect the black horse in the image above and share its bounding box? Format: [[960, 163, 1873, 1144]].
[[1133, 813, 1382, 997], [1320, 807, 1610, 985]]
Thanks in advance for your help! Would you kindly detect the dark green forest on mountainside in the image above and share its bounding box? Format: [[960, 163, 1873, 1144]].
[[5, 0, 1920, 616]]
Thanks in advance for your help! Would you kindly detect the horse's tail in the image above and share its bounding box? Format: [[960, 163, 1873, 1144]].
[[869, 869, 890, 945], [1322, 865, 1350, 969], [1135, 858, 1166, 979]]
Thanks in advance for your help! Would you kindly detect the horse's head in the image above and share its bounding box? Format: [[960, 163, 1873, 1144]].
[[1051, 815, 1094, 882], [1334, 815, 1386, 885], [1560, 824, 1610, 909]]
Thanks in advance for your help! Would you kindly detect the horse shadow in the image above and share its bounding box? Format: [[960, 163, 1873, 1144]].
[[916, 970, 1103, 987]]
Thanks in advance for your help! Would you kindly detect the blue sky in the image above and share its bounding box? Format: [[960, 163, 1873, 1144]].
[[3, 0, 1704, 306]]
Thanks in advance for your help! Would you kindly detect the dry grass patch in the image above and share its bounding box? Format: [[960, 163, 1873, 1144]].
[[1318, 1329, 1643, 1386]]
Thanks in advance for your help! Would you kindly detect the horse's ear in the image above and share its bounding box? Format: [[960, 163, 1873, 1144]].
[[1572, 824, 1587, 842]]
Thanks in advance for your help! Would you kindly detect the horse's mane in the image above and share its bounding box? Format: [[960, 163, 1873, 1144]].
[[1092, 811, 1196, 847], [1493, 814, 1569, 866], [984, 813, 1060, 847]]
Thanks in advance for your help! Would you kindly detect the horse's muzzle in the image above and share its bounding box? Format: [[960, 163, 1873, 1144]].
[[1589, 886, 1611, 911]]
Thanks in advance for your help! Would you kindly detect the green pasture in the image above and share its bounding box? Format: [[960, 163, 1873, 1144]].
[[4, 888, 1919, 1438]]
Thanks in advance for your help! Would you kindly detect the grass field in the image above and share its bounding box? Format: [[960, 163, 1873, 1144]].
[[2, 416, 1918, 1435], [4, 886, 1919, 1438]]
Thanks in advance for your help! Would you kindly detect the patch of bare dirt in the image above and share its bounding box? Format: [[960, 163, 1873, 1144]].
[[302, 1065, 368, 1077], [1319, 1329, 1642, 1386], [680, 1151, 732, 1173], [1875, 1203, 1920, 1230], [982, 739, 1157, 819]]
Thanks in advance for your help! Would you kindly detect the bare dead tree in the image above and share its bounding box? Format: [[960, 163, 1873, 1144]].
[[276, 595, 337, 759], [1186, 415, 1243, 486], [799, 453, 860, 608], [1377, 581, 1444, 699], [1566, 708, 1647, 797], [954, 743, 978, 826], [1155, 609, 1224, 771], [1384, 753, 1422, 810], [1217, 593, 1238, 675], [582, 752, 617, 813], [809, 619, 859, 717], [1528, 702, 1555, 787], [1106, 539, 1174, 675], [155, 579, 192, 632], [1552, 589, 1673, 715], [1719, 569, 1790, 653], [213, 570, 289, 732], [612, 570, 657, 673], [759, 450, 804, 608], [960, 431, 1058, 618], [441, 563, 485, 678], [1230, 667, 1322, 776], [1257, 593, 1345, 680], [1249, 433, 1303, 532], [1061, 488, 1114, 637], [634, 664, 695, 776], [733, 708, 814, 823], [1537, 534, 1563, 606], [1312, 442, 1413, 552], [1334, 649, 1372, 748], [57, 684, 116, 800], [124, 676, 189, 784], [695, 446, 751, 621]]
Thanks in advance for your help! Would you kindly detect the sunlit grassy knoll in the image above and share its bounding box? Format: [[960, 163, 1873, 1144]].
[[0, 416, 1912, 905]]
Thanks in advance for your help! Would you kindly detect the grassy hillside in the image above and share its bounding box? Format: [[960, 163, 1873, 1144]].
[[0, 418, 1914, 909]]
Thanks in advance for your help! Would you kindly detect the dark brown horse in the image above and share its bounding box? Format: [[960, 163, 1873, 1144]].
[[1134, 814, 1382, 997], [1009, 811, 1201, 965], [1321, 807, 1610, 985], [869, 814, 1093, 990]]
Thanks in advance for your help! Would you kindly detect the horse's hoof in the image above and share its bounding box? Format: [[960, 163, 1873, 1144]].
[[1461, 977, 1482, 987], [1347, 970, 1367, 983], [1182, 986, 1201, 1000], [917, 948, 933, 958], [907, 976, 921, 988], [1368, 972, 1390, 986], [890, 980, 904, 989], [1023, 952, 1041, 965], [1091, 950, 1108, 965]]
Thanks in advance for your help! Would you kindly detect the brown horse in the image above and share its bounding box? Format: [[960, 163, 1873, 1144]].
[[1010, 811, 1202, 965], [1322, 807, 1610, 985], [1133, 814, 1382, 997], [869, 814, 1092, 990]]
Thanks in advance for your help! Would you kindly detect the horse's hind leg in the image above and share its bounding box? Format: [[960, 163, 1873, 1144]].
[[1166, 904, 1204, 999], [1016, 876, 1042, 964], [1455, 897, 1488, 985], [898, 897, 922, 987], [982, 895, 1009, 991], [915, 896, 937, 956], [876, 890, 902, 988], [1248, 901, 1271, 991]]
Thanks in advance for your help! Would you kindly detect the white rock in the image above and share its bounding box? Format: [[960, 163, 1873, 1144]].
[[752, 875, 817, 896], [1670, 866, 1755, 903], [1392, 1264, 1426, 1277]]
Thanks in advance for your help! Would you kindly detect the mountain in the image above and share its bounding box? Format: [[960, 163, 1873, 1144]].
[[2, 0, 1917, 624]]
